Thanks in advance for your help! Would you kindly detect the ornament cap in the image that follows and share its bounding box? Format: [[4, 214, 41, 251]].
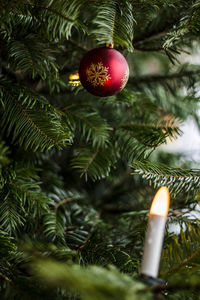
[[106, 43, 114, 48]]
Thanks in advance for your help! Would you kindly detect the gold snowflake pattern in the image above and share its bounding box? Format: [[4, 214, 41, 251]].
[[120, 69, 129, 90], [86, 62, 111, 87]]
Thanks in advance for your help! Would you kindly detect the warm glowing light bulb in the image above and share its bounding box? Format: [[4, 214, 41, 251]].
[[150, 186, 170, 217], [69, 73, 80, 80], [69, 73, 81, 86]]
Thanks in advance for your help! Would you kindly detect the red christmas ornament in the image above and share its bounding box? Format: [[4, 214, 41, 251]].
[[79, 46, 129, 97]]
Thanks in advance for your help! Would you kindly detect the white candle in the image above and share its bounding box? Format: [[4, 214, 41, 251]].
[[141, 186, 170, 278]]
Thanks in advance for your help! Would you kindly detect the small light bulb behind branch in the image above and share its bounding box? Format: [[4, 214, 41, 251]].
[[69, 72, 81, 86]]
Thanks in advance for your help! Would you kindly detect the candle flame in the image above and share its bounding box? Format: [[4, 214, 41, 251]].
[[150, 186, 170, 216]]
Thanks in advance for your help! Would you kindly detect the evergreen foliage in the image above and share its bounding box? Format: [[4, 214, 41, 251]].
[[0, 0, 200, 299]]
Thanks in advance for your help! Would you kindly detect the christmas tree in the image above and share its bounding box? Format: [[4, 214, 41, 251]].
[[1, 0, 200, 299]]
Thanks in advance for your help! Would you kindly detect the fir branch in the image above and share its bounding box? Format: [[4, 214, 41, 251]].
[[25, 4, 75, 24], [132, 160, 200, 195], [83, 148, 98, 174], [92, 0, 134, 51], [114, 118, 181, 146], [32, 259, 150, 300], [43, 210, 65, 243], [0, 190, 25, 234], [8, 172, 49, 217], [77, 212, 100, 251], [7, 34, 58, 80], [161, 246, 200, 277], [78, 226, 96, 251], [132, 1, 190, 50], [64, 107, 111, 148], [0, 83, 71, 151], [161, 221, 200, 279], [25, 0, 87, 40], [0, 167, 49, 233], [110, 3, 117, 46], [55, 197, 76, 211], [71, 146, 116, 180], [0, 230, 17, 257], [114, 130, 154, 162]]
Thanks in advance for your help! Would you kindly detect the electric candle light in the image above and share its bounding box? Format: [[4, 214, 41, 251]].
[[141, 186, 170, 279]]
